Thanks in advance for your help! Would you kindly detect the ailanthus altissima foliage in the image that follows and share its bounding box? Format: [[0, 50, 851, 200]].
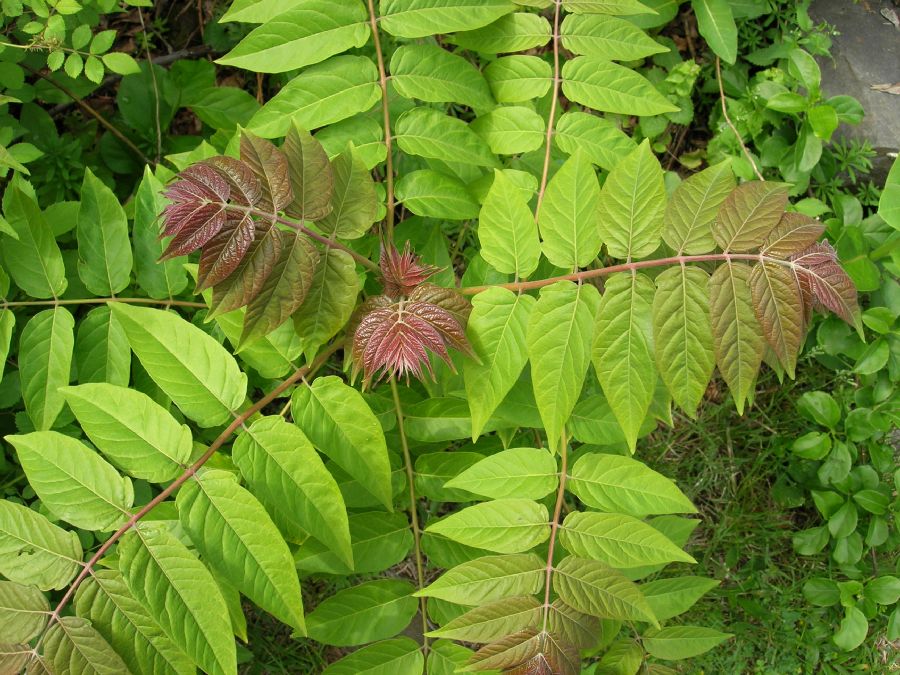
[[0, 0, 877, 673]]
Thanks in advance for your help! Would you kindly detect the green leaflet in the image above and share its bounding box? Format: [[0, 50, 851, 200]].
[[749, 261, 804, 378], [692, 0, 737, 64], [292, 376, 393, 509], [395, 170, 480, 220], [110, 303, 247, 427], [651, 266, 715, 415], [248, 55, 380, 138], [206, 305, 302, 379], [19, 307, 74, 431], [416, 553, 545, 604], [74, 570, 194, 675], [528, 282, 600, 447], [293, 248, 360, 361], [471, 105, 545, 155], [878, 155, 899, 229], [380, 0, 514, 38], [76, 168, 133, 295], [713, 181, 789, 252], [133, 167, 188, 300], [463, 288, 536, 440], [454, 12, 551, 53], [240, 231, 319, 345], [73, 306, 130, 387], [0, 500, 82, 591], [0, 580, 49, 644], [0, 185, 67, 298], [595, 639, 642, 673], [562, 0, 656, 13], [427, 639, 474, 675], [283, 123, 334, 222], [708, 261, 765, 414], [567, 452, 697, 517], [42, 615, 130, 675], [316, 116, 387, 170], [217, 0, 369, 73], [643, 626, 732, 660], [294, 511, 412, 575], [592, 272, 656, 451], [425, 499, 550, 553], [446, 447, 558, 500], [662, 160, 734, 255], [396, 108, 498, 168], [484, 55, 552, 103], [119, 524, 236, 675], [554, 110, 637, 171], [233, 416, 352, 567], [426, 596, 541, 643], [7, 431, 133, 532], [562, 57, 678, 116], [317, 145, 379, 239], [478, 169, 541, 278], [390, 44, 495, 109], [546, 599, 601, 649], [306, 579, 418, 647], [640, 576, 720, 622], [560, 14, 667, 60], [553, 555, 658, 626], [538, 150, 602, 269], [416, 452, 482, 503], [597, 139, 666, 259], [558, 511, 696, 568], [322, 637, 424, 674], [62, 383, 192, 483], [0, 309, 14, 383], [176, 469, 306, 634]]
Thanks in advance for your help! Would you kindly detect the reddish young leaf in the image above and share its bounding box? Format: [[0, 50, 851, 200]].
[[791, 240, 862, 332], [160, 164, 232, 258], [469, 628, 542, 672], [713, 181, 789, 252], [761, 212, 824, 258], [240, 133, 292, 215], [205, 156, 262, 206], [208, 226, 284, 318], [409, 283, 472, 325], [406, 300, 472, 357], [195, 214, 255, 291], [380, 244, 438, 298], [749, 261, 804, 378]]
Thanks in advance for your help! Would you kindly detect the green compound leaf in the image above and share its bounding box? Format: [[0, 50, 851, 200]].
[[453, 12, 551, 53], [119, 523, 236, 675], [233, 416, 352, 567], [641, 576, 721, 622], [322, 637, 424, 674], [426, 596, 541, 643], [0, 500, 82, 591], [708, 261, 765, 414], [662, 160, 734, 255], [558, 511, 695, 568], [464, 289, 535, 440], [484, 55, 552, 103], [561, 13, 667, 60], [380, 0, 514, 38], [446, 447, 558, 500], [652, 266, 716, 416], [62, 383, 192, 483], [538, 149, 602, 269], [74, 306, 130, 387], [42, 615, 130, 675], [74, 569, 194, 675], [19, 307, 74, 431], [395, 169, 480, 220], [396, 108, 498, 168], [643, 625, 732, 660], [592, 272, 656, 452], [478, 170, 541, 278], [7, 431, 133, 532], [416, 553, 545, 604], [0, 580, 49, 644], [390, 44, 495, 109], [528, 282, 600, 447], [217, 0, 370, 73], [692, 0, 737, 64], [110, 303, 247, 427], [177, 469, 306, 634], [568, 452, 697, 517], [554, 110, 637, 171], [306, 579, 418, 646], [425, 499, 550, 553], [471, 105, 545, 155], [76, 167, 133, 296], [134, 167, 188, 300], [562, 56, 678, 116], [292, 375, 393, 509], [597, 139, 666, 259], [553, 555, 658, 625]]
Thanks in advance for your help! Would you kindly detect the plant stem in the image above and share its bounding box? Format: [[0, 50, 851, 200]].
[[21, 64, 152, 166], [459, 252, 788, 294], [367, 0, 395, 243], [535, 0, 562, 221], [716, 57, 764, 181], [390, 377, 429, 654], [1, 297, 206, 309], [541, 431, 568, 633], [43, 342, 342, 629]]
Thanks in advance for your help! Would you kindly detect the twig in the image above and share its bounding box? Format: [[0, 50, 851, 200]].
[[22, 64, 152, 166], [541, 430, 568, 633], [1, 297, 206, 309], [535, 0, 563, 221], [716, 57, 765, 181], [367, 0, 395, 243]]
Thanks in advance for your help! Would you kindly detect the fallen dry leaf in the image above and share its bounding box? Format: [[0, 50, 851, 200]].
[[870, 83, 900, 95]]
